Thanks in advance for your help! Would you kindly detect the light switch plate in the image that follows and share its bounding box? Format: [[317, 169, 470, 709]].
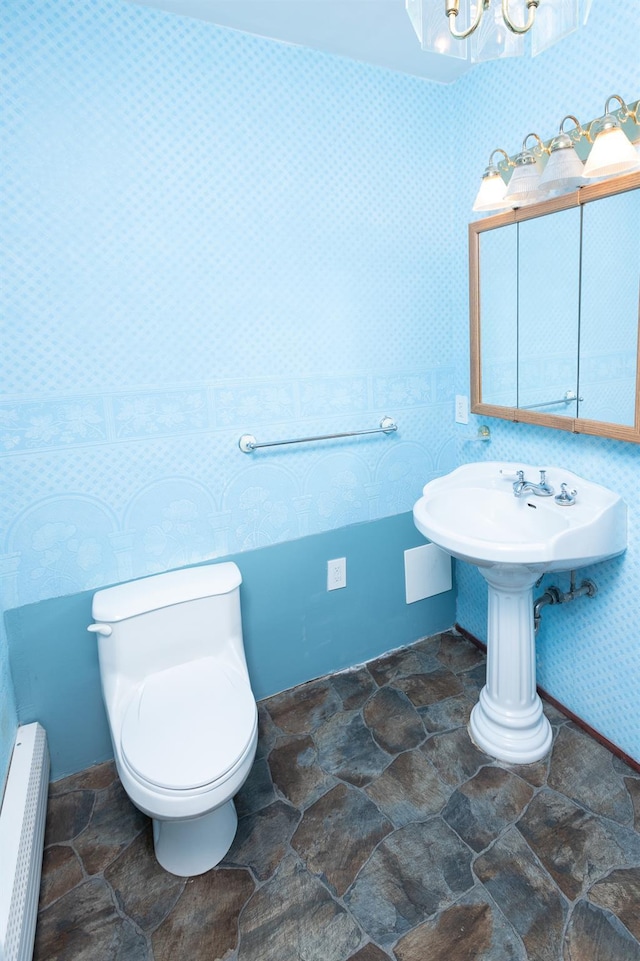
[[455, 394, 469, 424]]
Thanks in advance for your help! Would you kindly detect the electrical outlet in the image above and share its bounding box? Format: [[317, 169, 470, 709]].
[[455, 394, 469, 424], [327, 557, 346, 591]]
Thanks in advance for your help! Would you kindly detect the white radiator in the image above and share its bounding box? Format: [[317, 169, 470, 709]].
[[0, 724, 50, 961]]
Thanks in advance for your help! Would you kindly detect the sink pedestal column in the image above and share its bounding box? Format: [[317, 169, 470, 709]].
[[469, 566, 552, 764]]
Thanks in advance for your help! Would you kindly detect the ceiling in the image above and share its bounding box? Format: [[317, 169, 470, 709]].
[[127, 0, 473, 83]]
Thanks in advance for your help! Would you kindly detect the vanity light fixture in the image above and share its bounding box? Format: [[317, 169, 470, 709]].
[[473, 96, 639, 213], [406, 0, 592, 64], [503, 133, 546, 206], [583, 95, 640, 179], [472, 149, 513, 211], [538, 115, 586, 195]]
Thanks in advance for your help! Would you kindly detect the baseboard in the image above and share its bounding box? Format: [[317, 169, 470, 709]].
[[0, 723, 50, 961], [454, 623, 640, 776]]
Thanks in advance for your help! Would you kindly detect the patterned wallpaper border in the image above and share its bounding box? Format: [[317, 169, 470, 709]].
[[0, 367, 456, 453]]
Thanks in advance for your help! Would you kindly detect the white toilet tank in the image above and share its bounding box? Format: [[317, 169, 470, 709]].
[[91, 562, 247, 693]]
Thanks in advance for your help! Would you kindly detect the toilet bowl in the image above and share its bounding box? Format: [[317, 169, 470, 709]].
[[88, 562, 257, 877]]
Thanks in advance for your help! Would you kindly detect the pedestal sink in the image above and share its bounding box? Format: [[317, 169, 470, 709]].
[[413, 462, 627, 764]]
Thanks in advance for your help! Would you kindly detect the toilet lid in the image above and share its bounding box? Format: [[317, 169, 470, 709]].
[[120, 657, 257, 791]]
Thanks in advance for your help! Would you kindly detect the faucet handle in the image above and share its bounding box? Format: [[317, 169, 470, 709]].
[[539, 470, 547, 484], [555, 482, 577, 506]]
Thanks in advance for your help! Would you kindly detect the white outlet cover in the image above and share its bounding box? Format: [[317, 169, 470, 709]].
[[404, 544, 452, 604]]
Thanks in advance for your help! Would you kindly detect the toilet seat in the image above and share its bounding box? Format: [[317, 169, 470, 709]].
[[120, 656, 257, 792]]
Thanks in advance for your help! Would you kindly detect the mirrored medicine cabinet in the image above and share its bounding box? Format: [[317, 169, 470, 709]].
[[469, 170, 640, 443]]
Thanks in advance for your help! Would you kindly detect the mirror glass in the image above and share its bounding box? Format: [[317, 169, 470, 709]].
[[471, 172, 640, 443], [479, 223, 518, 407], [517, 207, 581, 417], [579, 189, 640, 426]]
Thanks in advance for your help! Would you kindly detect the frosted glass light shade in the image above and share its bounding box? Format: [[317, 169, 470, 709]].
[[472, 170, 511, 212], [539, 143, 585, 194], [504, 160, 543, 206], [583, 125, 640, 179]]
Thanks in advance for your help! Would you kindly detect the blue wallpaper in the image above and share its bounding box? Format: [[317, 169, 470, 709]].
[[1, 0, 458, 611], [1, 0, 639, 785], [453, 0, 640, 762]]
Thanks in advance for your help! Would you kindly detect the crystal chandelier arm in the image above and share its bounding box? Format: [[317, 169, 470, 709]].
[[502, 0, 539, 35], [446, 0, 486, 40]]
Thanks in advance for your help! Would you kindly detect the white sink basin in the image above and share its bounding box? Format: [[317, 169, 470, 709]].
[[413, 462, 627, 765], [413, 461, 626, 573]]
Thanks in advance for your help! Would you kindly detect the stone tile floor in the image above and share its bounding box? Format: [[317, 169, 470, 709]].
[[35, 631, 640, 960]]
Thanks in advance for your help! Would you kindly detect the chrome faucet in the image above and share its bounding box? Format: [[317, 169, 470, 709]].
[[512, 469, 554, 497]]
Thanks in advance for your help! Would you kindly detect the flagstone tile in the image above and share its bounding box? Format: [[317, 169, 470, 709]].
[[624, 776, 640, 832], [234, 755, 276, 818], [73, 780, 147, 876], [500, 755, 549, 789], [365, 750, 449, 828], [548, 725, 634, 826], [269, 734, 336, 810], [347, 944, 391, 960], [268, 733, 337, 809], [435, 633, 485, 674], [367, 647, 441, 688], [392, 670, 464, 708], [419, 693, 473, 734], [34, 630, 640, 961], [152, 867, 254, 961], [363, 686, 426, 755], [442, 766, 534, 853], [34, 877, 149, 961], [264, 677, 342, 735], [588, 866, 640, 941], [409, 634, 442, 656], [421, 727, 490, 788], [38, 844, 84, 910], [564, 899, 640, 961], [393, 887, 526, 961], [332, 666, 378, 710], [474, 826, 568, 961], [48, 761, 117, 797], [104, 827, 185, 931], [314, 711, 390, 787], [345, 819, 474, 946], [459, 662, 487, 699], [517, 789, 640, 902], [255, 704, 279, 760], [237, 854, 362, 961], [225, 799, 300, 881], [291, 783, 392, 896], [44, 791, 95, 846]]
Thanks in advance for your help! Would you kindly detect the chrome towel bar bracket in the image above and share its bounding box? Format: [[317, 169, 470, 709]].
[[239, 416, 397, 453]]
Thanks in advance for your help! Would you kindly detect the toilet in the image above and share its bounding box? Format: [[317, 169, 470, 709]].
[[88, 561, 258, 877]]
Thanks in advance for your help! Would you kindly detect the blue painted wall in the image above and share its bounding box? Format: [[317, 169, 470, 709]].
[[1, 0, 639, 788], [8, 514, 454, 779]]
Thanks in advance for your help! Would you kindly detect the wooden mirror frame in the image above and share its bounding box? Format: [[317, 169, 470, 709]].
[[469, 170, 640, 443]]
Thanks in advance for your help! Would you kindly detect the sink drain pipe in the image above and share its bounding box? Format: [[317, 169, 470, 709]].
[[534, 571, 598, 633]]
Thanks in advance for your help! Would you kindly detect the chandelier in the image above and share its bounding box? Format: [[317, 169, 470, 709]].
[[406, 0, 593, 63]]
